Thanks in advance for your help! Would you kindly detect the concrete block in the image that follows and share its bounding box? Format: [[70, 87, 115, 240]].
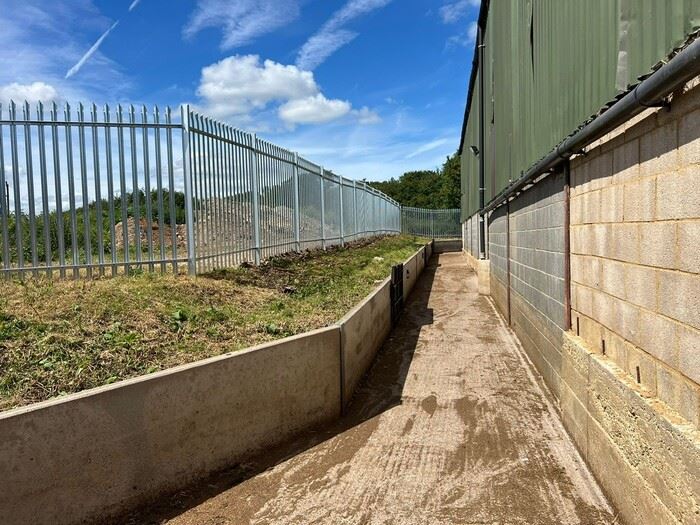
[[601, 258, 626, 299], [612, 298, 642, 348], [612, 137, 640, 184], [624, 342, 658, 396], [580, 254, 601, 288], [477, 258, 490, 295], [561, 334, 591, 403], [679, 107, 700, 166], [592, 223, 611, 257], [570, 194, 584, 224], [656, 168, 700, 220], [600, 184, 624, 223], [340, 279, 392, 408], [638, 309, 679, 368], [640, 121, 678, 178], [560, 381, 588, 457], [586, 415, 680, 525], [592, 289, 614, 328], [601, 327, 629, 370], [574, 284, 593, 318], [570, 224, 585, 254], [609, 223, 640, 263], [677, 220, 700, 274], [581, 190, 601, 224], [570, 254, 583, 284], [0, 326, 342, 525], [678, 323, 700, 385], [656, 364, 700, 427], [621, 109, 658, 144], [658, 270, 700, 331], [588, 151, 614, 190], [577, 312, 603, 347], [624, 264, 658, 311], [638, 221, 677, 270], [623, 176, 656, 222]]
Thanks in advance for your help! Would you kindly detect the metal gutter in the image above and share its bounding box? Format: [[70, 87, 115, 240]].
[[482, 36, 700, 214]]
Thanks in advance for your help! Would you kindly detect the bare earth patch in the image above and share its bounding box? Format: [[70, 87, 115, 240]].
[[0, 235, 426, 410]]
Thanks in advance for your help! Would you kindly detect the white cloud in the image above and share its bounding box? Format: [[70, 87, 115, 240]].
[[447, 21, 478, 47], [196, 55, 318, 119], [128, 0, 141, 12], [66, 20, 120, 79], [354, 106, 381, 125], [184, 0, 300, 50], [439, 0, 479, 24], [297, 0, 392, 70], [196, 54, 379, 129], [407, 138, 450, 159], [0, 82, 60, 104], [279, 94, 351, 125]]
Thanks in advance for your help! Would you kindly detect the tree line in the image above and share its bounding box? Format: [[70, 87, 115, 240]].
[[368, 152, 460, 209]]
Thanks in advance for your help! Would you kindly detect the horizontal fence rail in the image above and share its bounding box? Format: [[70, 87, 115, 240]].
[[401, 207, 461, 239], [0, 101, 407, 278]]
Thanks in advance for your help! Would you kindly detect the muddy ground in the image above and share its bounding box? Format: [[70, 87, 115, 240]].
[[128, 252, 617, 525]]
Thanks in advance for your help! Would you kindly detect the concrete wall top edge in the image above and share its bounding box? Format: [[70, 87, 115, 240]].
[[0, 325, 341, 421]]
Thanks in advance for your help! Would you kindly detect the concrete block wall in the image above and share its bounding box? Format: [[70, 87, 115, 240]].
[[508, 172, 567, 399], [487, 204, 508, 319], [561, 333, 700, 525], [475, 78, 700, 525], [569, 80, 700, 427]]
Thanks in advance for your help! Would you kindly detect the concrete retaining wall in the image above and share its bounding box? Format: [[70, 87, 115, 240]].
[[0, 242, 434, 525], [0, 327, 342, 525], [402, 249, 420, 300], [339, 279, 392, 408]]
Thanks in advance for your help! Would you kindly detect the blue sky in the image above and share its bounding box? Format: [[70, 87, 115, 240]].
[[0, 0, 479, 181]]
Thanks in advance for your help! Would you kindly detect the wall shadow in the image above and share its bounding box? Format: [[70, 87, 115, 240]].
[[113, 256, 440, 525]]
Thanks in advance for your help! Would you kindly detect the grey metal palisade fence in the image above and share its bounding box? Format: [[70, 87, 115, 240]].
[[0, 101, 409, 278], [401, 206, 460, 239], [0, 101, 462, 279]]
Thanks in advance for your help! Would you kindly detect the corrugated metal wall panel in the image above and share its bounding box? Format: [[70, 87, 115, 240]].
[[461, 0, 700, 218]]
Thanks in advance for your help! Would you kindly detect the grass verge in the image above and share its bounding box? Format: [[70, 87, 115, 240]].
[[0, 235, 426, 411]]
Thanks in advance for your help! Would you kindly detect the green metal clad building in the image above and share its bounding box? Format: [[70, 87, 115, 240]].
[[459, 0, 700, 220]]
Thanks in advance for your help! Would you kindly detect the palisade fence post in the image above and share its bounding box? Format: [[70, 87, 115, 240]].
[[181, 104, 197, 275], [320, 167, 326, 250], [353, 180, 358, 240], [250, 133, 262, 264], [339, 175, 344, 247], [293, 153, 301, 252]]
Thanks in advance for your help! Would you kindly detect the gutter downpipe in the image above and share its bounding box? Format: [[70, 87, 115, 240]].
[[478, 23, 486, 259], [563, 160, 571, 331], [481, 36, 700, 215]]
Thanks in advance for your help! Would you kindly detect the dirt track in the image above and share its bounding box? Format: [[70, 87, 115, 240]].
[[151, 252, 617, 525]]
